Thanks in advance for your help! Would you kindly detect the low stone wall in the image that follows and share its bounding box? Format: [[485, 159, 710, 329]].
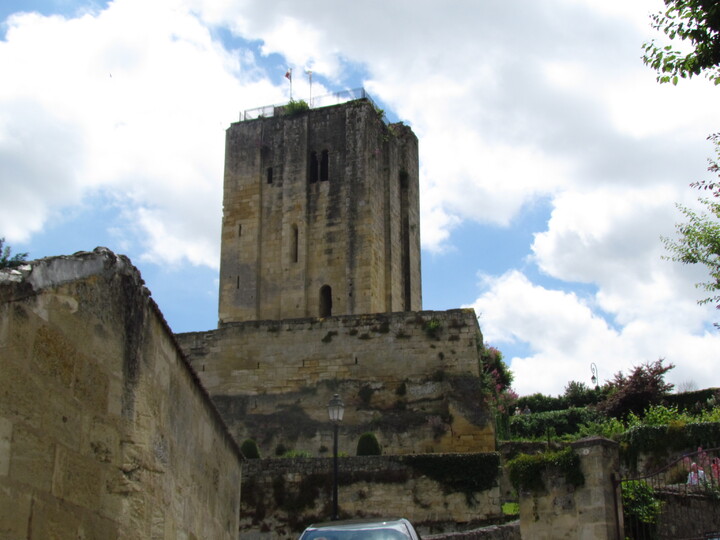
[[518, 437, 620, 540], [239, 454, 503, 539], [0, 249, 243, 540], [425, 522, 520, 540], [177, 310, 495, 456], [656, 490, 720, 539]]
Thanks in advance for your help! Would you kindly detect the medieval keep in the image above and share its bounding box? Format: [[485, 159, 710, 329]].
[[218, 97, 422, 323], [177, 94, 494, 457]]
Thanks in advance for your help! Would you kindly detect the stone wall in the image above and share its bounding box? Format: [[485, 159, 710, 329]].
[[518, 437, 620, 540], [0, 249, 243, 540], [424, 523, 520, 540], [656, 490, 720, 539], [239, 454, 503, 539], [177, 309, 495, 456]]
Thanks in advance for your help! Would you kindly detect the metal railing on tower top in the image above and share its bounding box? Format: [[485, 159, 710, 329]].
[[240, 88, 387, 123]]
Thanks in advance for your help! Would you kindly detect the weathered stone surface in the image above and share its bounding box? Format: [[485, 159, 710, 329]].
[[518, 437, 620, 540], [177, 309, 495, 456], [218, 99, 421, 323], [0, 249, 243, 540], [239, 454, 503, 539]]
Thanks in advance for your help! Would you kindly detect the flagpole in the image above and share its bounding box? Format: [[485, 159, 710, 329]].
[[285, 67, 293, 100]]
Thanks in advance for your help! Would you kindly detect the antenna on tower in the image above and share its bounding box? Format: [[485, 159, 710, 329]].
[[305, 68, 313, 107]]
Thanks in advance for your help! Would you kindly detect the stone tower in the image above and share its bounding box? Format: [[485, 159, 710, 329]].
[[218, 97, 422, 323]]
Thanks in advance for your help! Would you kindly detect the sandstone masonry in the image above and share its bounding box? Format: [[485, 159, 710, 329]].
[[0, 249, 243, 540], [177, 309, 495, 456], [219, 98, 421, 323]]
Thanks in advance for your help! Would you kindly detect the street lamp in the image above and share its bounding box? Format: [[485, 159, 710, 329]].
[[327, 394, 344, 520], [591, 363, 598, 389]]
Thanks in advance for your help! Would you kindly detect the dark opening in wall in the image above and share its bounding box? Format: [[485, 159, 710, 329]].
[[266, 167, 273, 184], [320, 150, 329, 181], [308, 151, 319, 183], [319, 285, 332, 317], [291, 224, 299, 263], [238, 223, 242, 237]]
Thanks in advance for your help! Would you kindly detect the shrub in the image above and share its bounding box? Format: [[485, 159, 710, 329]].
[[628, 404, 694, 427], [275, 443, 288, 456], [622, 481, 662, 539], [516, 393, 568, 413], [620, 421, 720, 460], [284, 99, 309, 115], [509, 407, 601, 440], [0, 238, 28, 269], [665, 388, 720, 413], [507, 446, 584, 492], [423, 319, 442, 338], [405, 453, 500, 503], [282, 449, 312, 458], [240, 439, 260, 459], [479, 345, 513, 391], [356, 432, 382, 456], [576, 417, 626, 440]]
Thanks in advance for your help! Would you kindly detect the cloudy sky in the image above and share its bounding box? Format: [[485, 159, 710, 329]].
[[2, 0, 719, 396]]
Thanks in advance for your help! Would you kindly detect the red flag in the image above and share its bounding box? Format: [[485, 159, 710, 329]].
[[285, 68, 292, 81]]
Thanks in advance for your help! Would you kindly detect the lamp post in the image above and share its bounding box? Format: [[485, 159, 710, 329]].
[[327, 394, 344, 520], [591, 362, 598, 389]]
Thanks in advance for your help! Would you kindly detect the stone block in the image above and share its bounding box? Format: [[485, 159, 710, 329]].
[[0, 417, 11, 476], [27, 492, 83, 540], [0, 482, 32, 539], [10, 424, 55, 492], [31, 325, 77, 389], [52, 445, 104, 511]]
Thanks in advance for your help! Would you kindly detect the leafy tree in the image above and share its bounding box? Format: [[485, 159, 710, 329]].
[[563, 380, 604, 408], [597, 359, 675, 420], [664, 134, 720, 318], [642, 0, 720, 85], [0, 238, 28, 269]]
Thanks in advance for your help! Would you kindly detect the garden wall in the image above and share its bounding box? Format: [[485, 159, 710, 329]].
[[656, 489, 720, 539], [239, 453, 503, 539], [518, 437, 620, 540]]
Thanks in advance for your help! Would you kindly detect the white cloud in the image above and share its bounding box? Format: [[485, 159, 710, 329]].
[[0, 0, 284, 266], [194, 0, 719, 250], [3, 0, 719, 397], [470, 270, 720, 396]]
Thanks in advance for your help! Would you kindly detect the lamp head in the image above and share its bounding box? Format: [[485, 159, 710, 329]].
[[328, 394, 344, 422]]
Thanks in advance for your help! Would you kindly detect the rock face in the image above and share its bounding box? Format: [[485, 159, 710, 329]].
[[0, 248, 243, 540]]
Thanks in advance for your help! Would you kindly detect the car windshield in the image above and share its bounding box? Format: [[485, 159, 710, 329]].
[[300, 523, 411, 540]]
